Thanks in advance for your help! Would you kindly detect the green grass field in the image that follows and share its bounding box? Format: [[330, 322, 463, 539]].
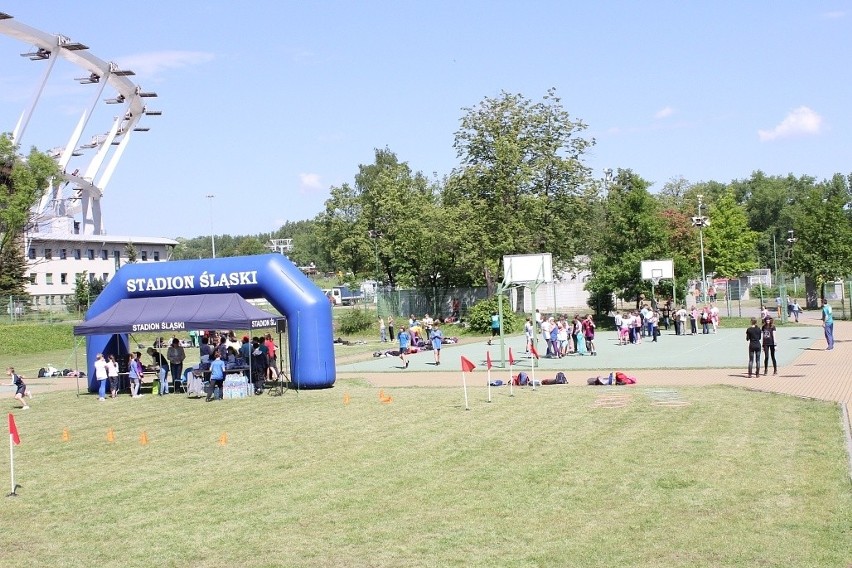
[[2, 382, 850, 568]]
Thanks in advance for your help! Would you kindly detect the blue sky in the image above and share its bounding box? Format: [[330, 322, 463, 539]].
[[1, 1, 849, 240]]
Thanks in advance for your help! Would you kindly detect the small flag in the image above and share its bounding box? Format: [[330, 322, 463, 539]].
[[508, 348, 515, 365], [461, 356, 476, 373], [530, 343, 540, 359], [486, 351, 493, 370], [8, 413, 20, 445]]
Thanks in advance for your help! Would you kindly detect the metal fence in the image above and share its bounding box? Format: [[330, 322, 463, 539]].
[[376, 287, 489, 320], [2, 295, 84, 324]]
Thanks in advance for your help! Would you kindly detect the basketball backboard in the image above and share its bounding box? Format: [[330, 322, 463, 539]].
[[503, 253, 553, 284], [641, 259, 674, 281]]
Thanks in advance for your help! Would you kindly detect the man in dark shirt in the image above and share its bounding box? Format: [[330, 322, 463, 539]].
[[745, 318, 763, 377]]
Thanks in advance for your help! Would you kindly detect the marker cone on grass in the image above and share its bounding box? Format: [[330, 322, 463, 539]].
[[62, 428, 70, 442], [106, 428, 115, 443], [343, 392, 351, 405], [218, 432, 228, 446], [140, 431, 149, 446]]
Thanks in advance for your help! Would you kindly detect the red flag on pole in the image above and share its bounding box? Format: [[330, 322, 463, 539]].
[[508, 348, 515, 365], [529, 343, 540, 359], [8, 413, 20, 445], [460, 356, 476, 373], [486, 351, 492, 370]]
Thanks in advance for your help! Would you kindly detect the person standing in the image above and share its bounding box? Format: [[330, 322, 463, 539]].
[[128, 352, 144, 398], [166, 338, 186, 395], [746, 318, 762, 377], [387, 316, 396, 342], [792, 299, 801, 323], [397, 327, 411, 369], [5, 367, 32, 409], [583, 314, 597, 355], [94, 353, 108, 401], [821, 298, 834, 350], [207, 350, 226, 401], [523, 317, 534, 353], [106, 354, 120, 399], [762, 317, 778, 375], [488, 311, 500, 346], [430, 322, 444, 366], [379, 318, 387, 343]]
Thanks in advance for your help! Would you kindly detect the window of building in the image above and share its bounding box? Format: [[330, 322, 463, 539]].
[[46, 273, 53, 285], [102, 273, 109, 282], [113, 250, 120, 261], [44, 248, 52, 260], [101, 250, 108, 261], [60, 248, 67, 260], [28, 273, 36, 285], [153, 251, 160, 261], [141, 250, 148, 261], [87, 249, 95, 260], [74, 249, 82, 260], [60, 273, 68, 285], [28, 248, 36, 259], [88, 273, 95, 283]]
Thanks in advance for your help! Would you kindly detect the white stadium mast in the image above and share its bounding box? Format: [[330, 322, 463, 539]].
[[0, 12, 161, 236]]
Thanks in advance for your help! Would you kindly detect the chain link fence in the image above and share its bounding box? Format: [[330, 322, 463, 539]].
[[2, 295, 84, 324]]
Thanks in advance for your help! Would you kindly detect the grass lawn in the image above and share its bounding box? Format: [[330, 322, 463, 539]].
[[2, 382, 850, 568]]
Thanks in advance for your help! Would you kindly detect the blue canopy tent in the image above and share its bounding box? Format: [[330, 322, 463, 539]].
[[73, 293, 284, 394], [73, 293, 282, 337]]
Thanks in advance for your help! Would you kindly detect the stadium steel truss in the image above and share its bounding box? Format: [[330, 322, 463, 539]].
[[0, 12, 160, 236]]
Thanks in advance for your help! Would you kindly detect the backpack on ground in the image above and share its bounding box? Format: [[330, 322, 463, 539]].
[[615, 371, 637, 385], [37, 367, 47, 378], [543, 371, 568, 385], [512, 371, 530, 386]]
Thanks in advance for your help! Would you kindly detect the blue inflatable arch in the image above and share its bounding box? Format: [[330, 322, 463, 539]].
[[83, 254, 335, 390]]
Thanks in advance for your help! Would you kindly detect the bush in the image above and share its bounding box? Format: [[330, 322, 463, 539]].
[[466, 296, 519, 335], [337, 307, 374, 335]]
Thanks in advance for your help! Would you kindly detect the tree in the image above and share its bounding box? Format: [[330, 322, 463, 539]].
[[788, 173, 852, 302], [448, 88, 597, 292], [586, 169, 669, 306], [0, 134, 61, 295], [125, 242, 138, 263], [702, 190, 758, 280]]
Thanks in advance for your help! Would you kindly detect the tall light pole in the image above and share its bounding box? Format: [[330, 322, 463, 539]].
[[692, 194, 709, 304], [368, 229, 381, 315], [206, 194, 216, 258]]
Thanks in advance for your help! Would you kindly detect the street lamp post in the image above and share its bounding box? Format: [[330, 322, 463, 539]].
[[692, 194, 710, 304], [206, 194, 216, 258]]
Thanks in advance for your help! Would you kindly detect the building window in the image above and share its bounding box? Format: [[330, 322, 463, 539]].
[[87, 249, 95, 260], [28, 248, 36, 259], [74, 249, 82, 260], [60, 249, 67, 260], [141, 251, 148, 261], [153, 251, 160, 261], [28, 273, 36, 285], [60, 273, 68, 285], [46, 273, 53, 285], [101, 250, 108, 261], [88, 273, 95, 283], [44, 248, 52, 260], [113, 250, 120, 261], [102, 273, 109, 282]]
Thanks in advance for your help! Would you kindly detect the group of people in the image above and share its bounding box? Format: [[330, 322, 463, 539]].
[[529, 313, 597, 357]]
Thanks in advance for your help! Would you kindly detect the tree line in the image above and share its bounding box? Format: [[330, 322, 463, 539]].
[[3, 88, 852, 312]]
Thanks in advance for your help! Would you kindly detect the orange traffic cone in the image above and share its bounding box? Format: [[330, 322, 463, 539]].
[[62, 428, 70, 442], [106, 428, 115, 443], [140, 431, 149, 445], [218, 432, 228, 446], [343, 392, 351, 405]]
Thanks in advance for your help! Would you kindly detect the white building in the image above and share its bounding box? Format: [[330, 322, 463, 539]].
[[25, 231, 177, 310]]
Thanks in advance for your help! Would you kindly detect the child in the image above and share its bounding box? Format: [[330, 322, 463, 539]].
[[6, 367, 32, 409]]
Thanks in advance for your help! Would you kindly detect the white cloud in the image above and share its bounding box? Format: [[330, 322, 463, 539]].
[[758, 106, 823, 141], [299, 173, 323, 194], [822, 10, 845, 19], [654, 106, 675, 119], [113, 51, 215, 76]]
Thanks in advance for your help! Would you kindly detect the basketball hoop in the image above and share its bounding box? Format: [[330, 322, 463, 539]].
[[651, 277, 661, 287]]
